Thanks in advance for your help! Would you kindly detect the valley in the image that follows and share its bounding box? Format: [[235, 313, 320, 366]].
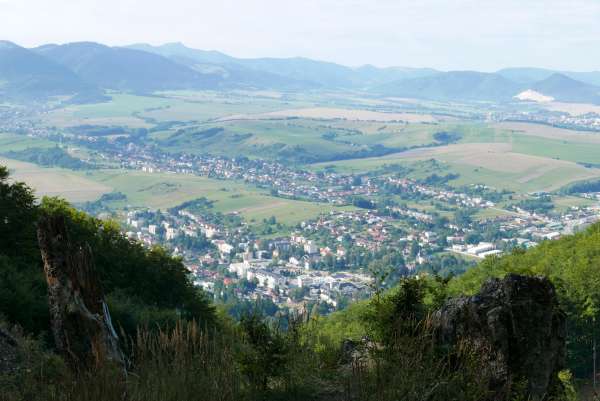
[[2, 3, 600, 395], [2, 81, 600, 319]]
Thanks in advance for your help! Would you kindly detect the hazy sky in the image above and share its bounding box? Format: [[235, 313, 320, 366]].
[[1, 0, 599, 71]]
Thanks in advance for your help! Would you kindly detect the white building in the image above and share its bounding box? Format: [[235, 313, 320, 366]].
[[467, 242, 494, 256], [214, 240, 234, 254], [304, 240, 318, 255], [166, 227, 179, 241]]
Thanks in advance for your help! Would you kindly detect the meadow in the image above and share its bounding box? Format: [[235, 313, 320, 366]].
[[0, 132, 57, 151], [15, 92, 600, 202], [0, 157, 111, 203], [220, 106, 438, 123], [311, 122, 600, 193], [42, 91, 314, 128], [80, 169, 352, 226]]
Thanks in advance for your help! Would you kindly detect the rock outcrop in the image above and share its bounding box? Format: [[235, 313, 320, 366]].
[[37, 213, 125, 370], [433, 274, 566, 401]]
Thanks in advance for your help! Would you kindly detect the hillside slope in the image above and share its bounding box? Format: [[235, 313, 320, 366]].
[[126, 42, 439, 89], [376, 71, 524, 102], [449, 222, 600, 376], [531, 73, 600, 104], [34, 42, 221, 92], [0, 41, 97, 99]]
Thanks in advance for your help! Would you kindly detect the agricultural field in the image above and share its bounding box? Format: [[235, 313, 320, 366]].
[[0, 157, 111, 203], [157, 117, 445, 163], [551, 195, 597, 212], [80, 169, 352, 226], [0, 132, 57, 152], [219, 107, 438, 123], [42, 91, 313, 129], [18, 92, 600, 199], [311, 122, 600, 194], [42, 93, 169, 128]]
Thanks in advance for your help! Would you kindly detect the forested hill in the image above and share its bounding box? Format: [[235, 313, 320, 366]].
[[449, 222, 600, 377]]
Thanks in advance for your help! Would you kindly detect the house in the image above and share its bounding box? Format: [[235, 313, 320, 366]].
[[304, 241, 319, 255], [320, 247, 333, 257], [214, 240, 234, 254], [467, 242, 494, 256], [183, 228, 198, 237], [166, 227, 178, 241]]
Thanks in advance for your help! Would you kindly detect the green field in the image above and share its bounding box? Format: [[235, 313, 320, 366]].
[[458, 123, 600, 165], [157, 117, 444, 164], [42, 91, 312, 129], [311, 122, 600, 194], [0, 132, 57, 152], [552, 195, 596, 212], [0, 157, 111, 203], [15, 92, 600, 205], [81, 169, 353, 226]]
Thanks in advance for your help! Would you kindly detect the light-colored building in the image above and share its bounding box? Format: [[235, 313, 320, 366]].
[[304, 240, 318, 255], [467, 242, 494, 256], [166, 227, 179, 241], [214, 240, 234, 254]]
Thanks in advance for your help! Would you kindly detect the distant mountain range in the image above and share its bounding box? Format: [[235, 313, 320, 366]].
[[33, 42, 220, 92], [1, 40, 600, 105], [126, 42, 438, 89], [376, 71, 600, 104], [0, 41, 99, 101]]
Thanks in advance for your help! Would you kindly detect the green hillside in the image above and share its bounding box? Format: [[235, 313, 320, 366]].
[[449, 223, 600, 377]]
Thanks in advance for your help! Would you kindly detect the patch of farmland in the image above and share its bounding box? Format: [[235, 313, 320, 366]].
[[494, 122, 600, 144], [0, 157, 110, 202], [312, 142, 600, 193], [219, 107, 437, 123]]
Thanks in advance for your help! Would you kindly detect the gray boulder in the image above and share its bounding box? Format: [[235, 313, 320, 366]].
[[433, 274, 566, 401]]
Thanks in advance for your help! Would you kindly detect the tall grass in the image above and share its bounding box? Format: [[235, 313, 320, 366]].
[[340, 321, 490, 401], [1, 322, 243, 401], [1, 317, 494, 401]]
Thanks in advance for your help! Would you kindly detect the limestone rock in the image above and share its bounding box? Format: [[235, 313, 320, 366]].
[[433, 274, 566, 401]]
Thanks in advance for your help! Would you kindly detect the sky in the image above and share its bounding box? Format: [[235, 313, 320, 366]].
[[1, 0, 599, 71]]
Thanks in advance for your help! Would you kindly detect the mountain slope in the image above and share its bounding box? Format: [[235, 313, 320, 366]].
[[127, 42, 236, 65], [127, 43, 354, 87], [531, 73, 600, 104], [34, 42, 221, 92], [0, 41, 96, 99], [496, 67, 556, 84], [126, 43, 438, 89], [127, 43, 361, 87], [354, 64, 439, 86], [498, 67, 600, 88], [376, 71, 524, 102], [128, 42, 320, 89]]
